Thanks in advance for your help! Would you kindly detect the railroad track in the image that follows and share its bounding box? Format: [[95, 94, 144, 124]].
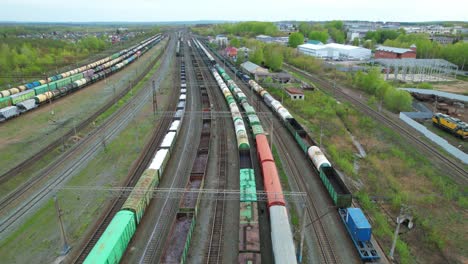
[[198, 51, 228, 264], [273, 125, 340, 263], [72, 38, 178, 263], [0, 37, 172, 237], [285, 64, 468, 184], [213, 59, 339, 263], [139, 38, 201, 264], [0, 37, 168, 185], [241, 91, 339, 263]]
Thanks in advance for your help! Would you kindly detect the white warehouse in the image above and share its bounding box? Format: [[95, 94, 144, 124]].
[[298, 43, 371, 61]]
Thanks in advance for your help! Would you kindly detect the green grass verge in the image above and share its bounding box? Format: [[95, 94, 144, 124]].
[[264, 71, 466, 262], [0, 40, 167, 198]]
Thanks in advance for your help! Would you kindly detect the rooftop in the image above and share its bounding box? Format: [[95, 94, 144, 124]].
[[299, 43, 365, 51], [307, 40, 323, 45], [326, 43, 362, 50], [376, 45, 415, 54], [298, 43, 328, 50], [241, 61, 266, 73], [399, 88, 468, 103], [285, 87, 304, 95]]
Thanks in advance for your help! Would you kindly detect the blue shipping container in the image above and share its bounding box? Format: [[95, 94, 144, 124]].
[[345, 208, 372, 242]]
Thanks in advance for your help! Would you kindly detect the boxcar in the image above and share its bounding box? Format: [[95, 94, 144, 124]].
[[121, 168, 159, 224], [84, 211, 136, 264], [239, 169, 257, 202]]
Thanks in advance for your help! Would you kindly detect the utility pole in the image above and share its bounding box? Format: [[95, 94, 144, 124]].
[[54, 195, 71, 256], [152, 79, 158, 116], [389, 205, 413, 260]]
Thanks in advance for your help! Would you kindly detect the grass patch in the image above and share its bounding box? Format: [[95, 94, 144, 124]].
[[271, 69, 466, 262], [0, 40, 167, 198]]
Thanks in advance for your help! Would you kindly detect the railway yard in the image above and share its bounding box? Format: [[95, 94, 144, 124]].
[[0, 28, 466, 264]]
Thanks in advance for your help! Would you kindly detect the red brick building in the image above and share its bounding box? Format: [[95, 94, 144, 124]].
[[224, 47, 238, 58], [375, 45, 417, 59]]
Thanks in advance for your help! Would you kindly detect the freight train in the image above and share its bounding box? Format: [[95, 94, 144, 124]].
[[83, 52, 186, 264], [195, 38, 298, 264], [210, 67, 262, 262], [432, 113, 468, 139], [201, 39, 380, 262], [0, 34, 163, 122], [249, 78, 380, 261]]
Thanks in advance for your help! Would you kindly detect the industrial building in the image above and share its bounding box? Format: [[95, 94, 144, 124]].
[[375, 45, 417, 59], [298, 43, 371, 61], [214, 34, 228, 46], [241, 61, 269, 80], [256, 35, 289, 45]]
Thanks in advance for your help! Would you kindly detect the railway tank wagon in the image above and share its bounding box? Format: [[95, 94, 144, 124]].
[[0, 34, 163, 122], [202, 51, 297, 264], [198, 43, 263, 263]]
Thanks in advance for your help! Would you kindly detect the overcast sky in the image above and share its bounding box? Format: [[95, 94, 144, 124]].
[[1, 0, 467, 23]]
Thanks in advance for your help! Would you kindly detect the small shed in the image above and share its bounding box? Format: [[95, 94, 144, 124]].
[[273, 72, 292, 83], [285, 87, 304, 100]]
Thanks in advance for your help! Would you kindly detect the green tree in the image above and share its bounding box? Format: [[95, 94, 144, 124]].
[[327, 20, 344, 31], [308, 31, 328, 43], [288, 32, 304, 48], [365, 29, 402, 44], [362, 40, 374, 49], [329, 28, 345, 43], [352, 38, 360, 46], [236, 49, 246, 65], [250, 47, 264, 66], [230, 37, 240, 48], [298, 22, 313, 37], [264, 45, 283, 72]]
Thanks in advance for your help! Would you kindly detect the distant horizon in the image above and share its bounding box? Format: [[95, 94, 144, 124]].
[[2, 0, 467, 23], [0, 20, 467, 25]]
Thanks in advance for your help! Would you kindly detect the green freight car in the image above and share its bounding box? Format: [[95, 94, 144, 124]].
[[240, 169, 257, 202], [0, 97, 11, 109], [84, 210, 136, 264], [251, 124, 264, 136], [121, 167, 159, 224], [10, 90, 35, 105], [319, 166, 352, 208], [33, 72, 85, 95], [247, 114, 261, 127], [243, 104, 256, 115]]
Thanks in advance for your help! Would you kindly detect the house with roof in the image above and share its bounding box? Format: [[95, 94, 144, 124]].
[[285, 87, 304, 100], [224, 46, 238, 58], [375, 45, 417, 59]]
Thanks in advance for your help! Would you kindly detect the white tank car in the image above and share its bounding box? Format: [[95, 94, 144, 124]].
[[269, 205, 298, 264], [307, 146, 331, 171], [278, 107, 293, 120]]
